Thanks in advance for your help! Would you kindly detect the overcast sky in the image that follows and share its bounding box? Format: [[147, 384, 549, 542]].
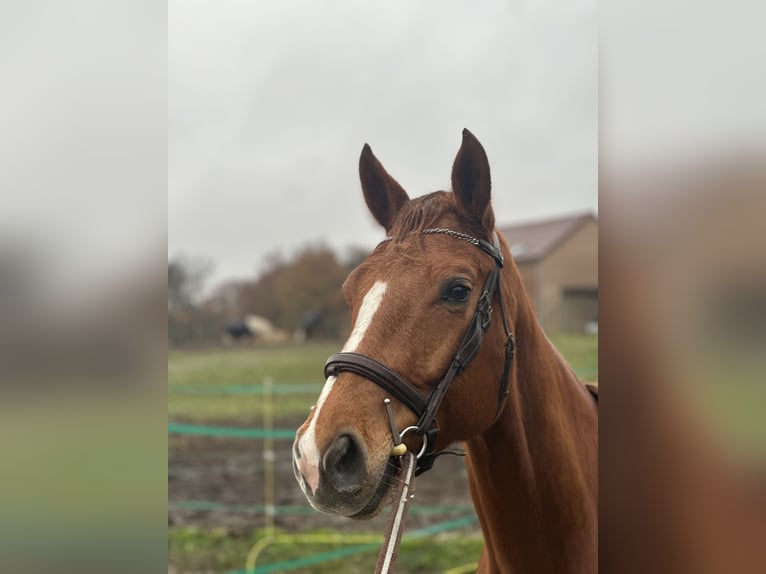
[[169, 0, 597, 286]]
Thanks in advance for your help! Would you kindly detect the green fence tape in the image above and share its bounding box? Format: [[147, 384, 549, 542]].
[[170, 500, 475, 516], [170, 374, 594, 395], [226, 515, 479, 574], [403, 515, 478, 539], [169, 383, 322, 395], [168, 423, 296, 439], [246, 543, 379, 574]]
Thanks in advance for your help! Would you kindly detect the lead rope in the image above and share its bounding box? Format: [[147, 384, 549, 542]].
[[372, 399, 427, 573], [374, 451, 416, 574]]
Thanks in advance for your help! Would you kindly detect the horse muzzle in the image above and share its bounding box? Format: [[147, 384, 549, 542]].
[[293, 431, 391, 518]]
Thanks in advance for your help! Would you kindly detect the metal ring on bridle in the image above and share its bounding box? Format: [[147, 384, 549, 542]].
[[397, 426, 429, 459]]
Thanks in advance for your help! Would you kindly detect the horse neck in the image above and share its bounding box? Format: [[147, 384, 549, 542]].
[[465, 278, 598, 572]]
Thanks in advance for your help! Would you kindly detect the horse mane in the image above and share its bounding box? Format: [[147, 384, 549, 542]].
[[389, 191, 486, 241]]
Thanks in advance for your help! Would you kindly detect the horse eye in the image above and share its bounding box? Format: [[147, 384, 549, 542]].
[[443, 283, 471, 302]]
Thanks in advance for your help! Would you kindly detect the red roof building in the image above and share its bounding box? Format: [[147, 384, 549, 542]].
[[499, 212, 597, 333]]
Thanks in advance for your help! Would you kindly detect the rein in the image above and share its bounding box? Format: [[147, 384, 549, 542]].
[[325, 228, 515, 476], [374, 452, 416, 574]]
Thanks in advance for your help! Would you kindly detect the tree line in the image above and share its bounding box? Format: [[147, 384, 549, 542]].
[[168, 245, 367, 346]]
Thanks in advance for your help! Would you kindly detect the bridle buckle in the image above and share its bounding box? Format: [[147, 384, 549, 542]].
[[477, 291, 492, 331], [505, 332, 515, 356], [383, 398, 429, 460], [483, 304, 493, 331]]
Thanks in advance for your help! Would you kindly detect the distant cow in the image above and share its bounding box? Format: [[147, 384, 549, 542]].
[[225, 320, 252, 340], [294, 309, 322, 342], [222, 315, 290, 345]]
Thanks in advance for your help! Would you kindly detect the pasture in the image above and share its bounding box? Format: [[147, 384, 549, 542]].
[[168, 334, 598, 573]]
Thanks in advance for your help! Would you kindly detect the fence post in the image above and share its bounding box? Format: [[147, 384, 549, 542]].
[[263, 376, 275, 536]]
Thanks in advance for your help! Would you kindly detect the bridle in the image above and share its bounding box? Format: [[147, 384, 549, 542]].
[[324, 228, 515, 476]]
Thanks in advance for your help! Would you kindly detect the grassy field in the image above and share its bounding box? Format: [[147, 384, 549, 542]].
[[548, 332, 599, 381], [169, 525, 484, 574], [169, 333, 597, 573], [168, 334, 597, 422], [169, 342, 337, 421]]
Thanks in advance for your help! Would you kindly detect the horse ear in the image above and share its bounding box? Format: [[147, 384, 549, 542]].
[[451, 129, 495, 231], [359, 144, 409, 232]]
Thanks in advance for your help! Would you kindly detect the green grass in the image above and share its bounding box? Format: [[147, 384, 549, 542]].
[[169, 526, 484, 574], [168, 335, 598, 423], [168, 343, 339, 386], [168, 342, 338, 422], [549, 332, 598, 381]]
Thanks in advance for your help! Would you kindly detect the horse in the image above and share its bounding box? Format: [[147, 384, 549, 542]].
[[293, 129, 598, 573]]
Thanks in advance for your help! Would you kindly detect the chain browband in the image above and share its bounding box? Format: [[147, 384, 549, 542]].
[[324, 228, 515, 476]]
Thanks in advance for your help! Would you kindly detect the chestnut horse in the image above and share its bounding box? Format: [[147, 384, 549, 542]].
[[293, 130, 598, 573]]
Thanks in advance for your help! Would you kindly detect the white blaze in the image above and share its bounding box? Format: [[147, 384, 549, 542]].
[[297, 280, 388, 493]]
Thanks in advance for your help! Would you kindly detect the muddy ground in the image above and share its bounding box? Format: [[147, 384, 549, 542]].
[[169, 416, 479, 535]]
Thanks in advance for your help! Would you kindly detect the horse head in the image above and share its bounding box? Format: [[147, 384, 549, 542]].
[[293, 130, 519, 518]]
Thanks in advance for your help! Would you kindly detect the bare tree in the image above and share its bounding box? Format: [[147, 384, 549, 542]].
[[168, 254, 215, 345], [168, 255, 213, 313]]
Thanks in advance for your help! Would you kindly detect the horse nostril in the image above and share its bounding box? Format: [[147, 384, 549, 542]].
[[323, 433, 367, 494]]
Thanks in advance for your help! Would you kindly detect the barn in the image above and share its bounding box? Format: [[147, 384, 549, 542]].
[[499, 212, 598, 333]]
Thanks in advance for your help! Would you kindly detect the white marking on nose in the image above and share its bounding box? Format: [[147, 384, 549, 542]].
[[297, 280, 388, 494], [340, 280, 388, 354]]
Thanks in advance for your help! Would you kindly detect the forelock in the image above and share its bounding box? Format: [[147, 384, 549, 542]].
[[389, 191, 484, 241]]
